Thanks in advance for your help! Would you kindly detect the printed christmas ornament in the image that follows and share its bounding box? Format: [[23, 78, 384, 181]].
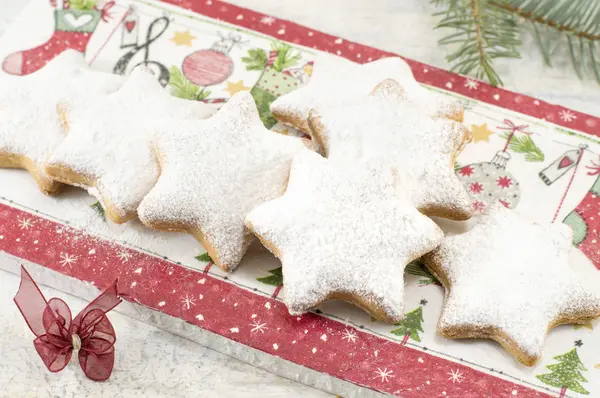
[[2, 0, 114, 76], [539, 144, 588, 185]]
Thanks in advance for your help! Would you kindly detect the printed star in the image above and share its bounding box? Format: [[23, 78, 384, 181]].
[[59, 253, 78, 267], [138, 92, 306, 271], [448, 369, 465, 383], [225, 80, 250, 97], [574, 339, 583, 347], [181, 294, 197, 310], [271, 55, 463, 133], [574, 322, 593, 330], [464, 78, 479, 89], [46, 67, 215, 224], [170, 30, 196, 46], [374, 367, 395, 383], [497, 176, 513, 188], [308, 80, 472, 220], [0, 50, 123, 195], [250, 320, 268, 333], [470, 182, 483, 194], [459, 165, 475, 177], [18, 218, 34, 230], [471, 123, 494, 142], [246, 151, 443, 322], [423, 205, 600, 366], [472, 201, 486, 212], [260, 16, 276, 25], [342, 328, 358, 343]]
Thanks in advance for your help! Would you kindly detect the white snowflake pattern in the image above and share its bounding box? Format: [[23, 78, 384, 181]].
[[373, 367, 394, 383], [260, 16, 276, 25], [250, 320, 268, 333], [464, 78, 479, 89], [59, 253, 78, 267], [342, 328, 358, 343], [181, 294, 196, 310], [448, 368, 465, 383], [559, 109, 577, 122], [116, 250, 131, 263], [18, 218, 34, 230]]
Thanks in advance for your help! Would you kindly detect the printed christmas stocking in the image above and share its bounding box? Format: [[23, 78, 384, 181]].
[[2, 0, 110, 76], [563, 175, 600, 270]]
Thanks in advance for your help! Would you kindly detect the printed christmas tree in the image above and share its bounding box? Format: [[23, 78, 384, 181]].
[[536, 348, 590, 395], [257, 267, 283, 298], [391, 306, 424, 343]]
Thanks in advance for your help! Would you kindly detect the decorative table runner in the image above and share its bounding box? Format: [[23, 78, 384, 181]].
[[0, 0, 599, 396]]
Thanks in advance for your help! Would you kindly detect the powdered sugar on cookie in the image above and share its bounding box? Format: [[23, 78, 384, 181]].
[[309, 79, 472, 220], [246, 151, 444, 323], [138, 92, 307, 272], [270, 54, 463, 133], [45, 66, 216, 223], [423, 204, 600, 365], [0, 50, 123, 194]]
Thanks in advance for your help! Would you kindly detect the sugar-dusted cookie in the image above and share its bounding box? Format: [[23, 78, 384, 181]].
[[245, 151, 444, 323], [0, 50, 123, 195], [45, 66, 216, 224], [138, 92, 307, 272], [422, 204, 600, 366], [309, 79, 472, 220], [270, 54, 463, 134]]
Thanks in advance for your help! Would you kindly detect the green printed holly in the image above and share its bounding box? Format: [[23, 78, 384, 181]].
[[257, 266, 283, 298], [70, 0, 98, 10], [242, 42, 304, 128], [391, 305, 425, 344], [90, 201, 105, 221], [195, 252, 213, 262], [168, 66, 211, 101], [536, 348, 590, 396], [405, 260, 440, 286]]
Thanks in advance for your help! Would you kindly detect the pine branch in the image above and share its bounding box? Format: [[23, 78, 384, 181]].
[[242, 48, 268, 71], [432, 0, 521, 86], [90, 201, 105, 220], [271, 42, 301, 72], [500, 132, 544, 162], [70, 0, 98, 10], [168, 66, 211, 101]]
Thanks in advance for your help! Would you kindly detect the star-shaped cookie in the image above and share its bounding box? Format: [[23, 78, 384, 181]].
[[309, 79, 472, 220], [245, 151, 444, 323], [0, 50, 123, 195], [422, 205, 600, 366], [270, 54, 463, 134], [45, 66, 216, 223], [138, 92, 307, 272]]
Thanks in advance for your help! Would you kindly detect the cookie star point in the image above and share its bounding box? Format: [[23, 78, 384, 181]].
[[246, 151, 444, 323], [423, 205, 600, 365]]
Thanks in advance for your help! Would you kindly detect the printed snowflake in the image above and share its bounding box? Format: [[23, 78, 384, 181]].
[[472, 201, 486, 212], [18, 218, 34, 230], [464, 79, 479, 90], [181, 294, 196, 310], [559, 109, 577, 122], [260, 16, 276, 25], [497, 176, 513, 189], [342, 328, 358, 343], [116, 250, 131, 263], [59, 253, 78, 267], [250, 320, 268, 333], [374, 367, 395, 383], [469, 182, 484, 194], [459, 165, 474, 177], [448, 368, 465, 383]]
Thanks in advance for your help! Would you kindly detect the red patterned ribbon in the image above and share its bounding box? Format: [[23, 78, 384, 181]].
[[497, 119, 531, 152], [586, 157, 600, 176], [96, 1, 116, 22], [14, 266, 121, 381]]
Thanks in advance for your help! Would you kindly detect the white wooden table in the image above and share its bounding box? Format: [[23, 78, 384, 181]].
[[1, 1, 598, 396]]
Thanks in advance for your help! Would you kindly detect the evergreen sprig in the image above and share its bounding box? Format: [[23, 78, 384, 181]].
[[500, 132, 545, 162], [168, 66, 211, 101], [195, 252, 213, 262], [90, 201, 105, 220], [271, 42, 301, 72], [70, 0, 98, 10], [433, 0, 600, 85]]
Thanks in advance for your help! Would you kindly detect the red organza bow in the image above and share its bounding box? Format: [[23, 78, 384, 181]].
[[95, 1, 116, 22], [497, 119, 532, 135], [587, 158, 600, 176], [14, 266, 121, 381]]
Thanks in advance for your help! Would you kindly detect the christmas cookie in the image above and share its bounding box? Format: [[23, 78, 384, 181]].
[[270, 54, 463, 134], [138, 92, 307, 272], [45, 66, 216, 223], [0, 50, 123, 195], [309, 79, 472, 220], [422, 204, 600, 366], [245, 151, 444, 323]]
